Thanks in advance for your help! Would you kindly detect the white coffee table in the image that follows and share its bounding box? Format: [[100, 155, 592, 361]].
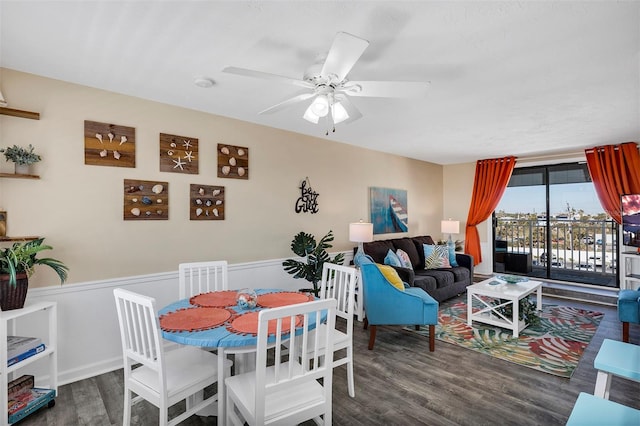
[[467, 276, 542, 337]]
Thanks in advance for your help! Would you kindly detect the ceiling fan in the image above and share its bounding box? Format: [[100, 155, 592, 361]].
[[223, 32, 430, 134]]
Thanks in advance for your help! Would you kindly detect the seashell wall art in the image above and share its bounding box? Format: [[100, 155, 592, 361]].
[[123, 179, 169, 220], [217, 144, 248, 179], [159, 133, 199, 174], [190, 184, 224, 220], [85, 120, 136, 168]]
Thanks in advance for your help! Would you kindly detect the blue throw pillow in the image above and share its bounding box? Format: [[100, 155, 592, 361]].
[[384, 249, 402, 267], [354, 251, 374, 267], [448, 245, 459, 267]]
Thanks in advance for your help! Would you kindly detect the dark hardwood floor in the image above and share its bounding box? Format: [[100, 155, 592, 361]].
[[18, 294, 640, 426]]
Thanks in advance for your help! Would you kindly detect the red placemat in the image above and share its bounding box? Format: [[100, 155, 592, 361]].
[[159, 307, 232, 332], [190, 290, 238, 308], [257, 292, 313, 308], [227, 311, 302, 336]]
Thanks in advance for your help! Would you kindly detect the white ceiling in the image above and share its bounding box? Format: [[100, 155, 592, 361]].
[[1, 1, 638, 165]]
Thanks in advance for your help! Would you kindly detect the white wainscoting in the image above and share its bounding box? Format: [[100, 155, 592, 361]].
[[14, 254, 352, 387], [10, 247, 489, 387]]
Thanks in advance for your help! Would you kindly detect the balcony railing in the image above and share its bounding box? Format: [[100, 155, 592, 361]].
[[495, 217, 618, 286]]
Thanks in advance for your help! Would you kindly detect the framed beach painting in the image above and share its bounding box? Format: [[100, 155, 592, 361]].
[[369, 187, 408, 234]]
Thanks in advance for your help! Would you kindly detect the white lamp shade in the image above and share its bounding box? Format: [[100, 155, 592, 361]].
[[331, 101, 349, 124], [441, 220, 460, 234], [303, 105, 320, 123], [310, 95, 329, 117], [349, 222, 373, 243]]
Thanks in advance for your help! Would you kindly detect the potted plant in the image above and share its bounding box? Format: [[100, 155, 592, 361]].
[[282, 230, 345, 297], [0, 238, 68, 311], [0, 144, 42, 175]]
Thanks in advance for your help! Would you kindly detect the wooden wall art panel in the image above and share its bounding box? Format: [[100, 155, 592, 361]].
[[123, 179, 169, 220], [85, 120, 135, 168], [217, 144, 248, 179], [159, 133, 198, 174], [190, 184, 224, 220]]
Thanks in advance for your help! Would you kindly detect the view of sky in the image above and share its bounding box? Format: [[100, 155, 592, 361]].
[[496, 182, 605, 216]]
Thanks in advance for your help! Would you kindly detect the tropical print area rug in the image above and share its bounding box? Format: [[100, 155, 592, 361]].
[[407, 300, 603, 378]]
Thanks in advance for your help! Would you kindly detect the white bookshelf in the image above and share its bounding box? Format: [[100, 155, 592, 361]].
[[0, 301, 57, 425], [621, 251, 640, 290]]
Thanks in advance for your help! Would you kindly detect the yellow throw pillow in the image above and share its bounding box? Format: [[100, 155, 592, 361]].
[[376, 264, 405, 291]]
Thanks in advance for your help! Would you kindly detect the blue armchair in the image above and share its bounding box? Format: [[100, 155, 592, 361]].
[[360, 263, 439, 351], [618, 289, 640, 342]]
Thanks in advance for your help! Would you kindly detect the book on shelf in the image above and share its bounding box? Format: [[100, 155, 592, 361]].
[[8, 387, 56, 424], [7, 344, 45, 366], [7, 375, 34, 399], [7, 336, 42, 360]]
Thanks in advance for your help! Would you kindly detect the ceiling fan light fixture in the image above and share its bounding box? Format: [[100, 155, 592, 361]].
[[310, 94, 329, 117], [331, 101, 349, 124], [303, 105, 320, 123]]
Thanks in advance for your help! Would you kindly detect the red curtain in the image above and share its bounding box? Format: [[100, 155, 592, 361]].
[[585, 142, 640, 224], [464, 156, 517, 265]]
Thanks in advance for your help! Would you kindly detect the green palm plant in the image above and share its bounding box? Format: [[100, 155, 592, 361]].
[[282, 230, 345, 296], [0, 238, 68, 287]]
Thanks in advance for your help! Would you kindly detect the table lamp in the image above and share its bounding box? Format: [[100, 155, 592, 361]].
[[349, 220, 373, 267], [441, 219, 460, 250]]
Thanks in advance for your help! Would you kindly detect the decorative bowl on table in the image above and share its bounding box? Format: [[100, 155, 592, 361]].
[[236, 288, 258, 309], [496, 275, 528, 284]]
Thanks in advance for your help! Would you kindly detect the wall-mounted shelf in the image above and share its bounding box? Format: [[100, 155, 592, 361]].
[[0, 107, 40, 120], [0, 173, 39, 180], [0, 236, 39, 242]]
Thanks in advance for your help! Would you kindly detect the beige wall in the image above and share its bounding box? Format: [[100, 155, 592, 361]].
[[0, 68, 452, 287]]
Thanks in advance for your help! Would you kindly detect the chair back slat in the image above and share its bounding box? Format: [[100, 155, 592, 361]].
[[179, 260, 228, 299]]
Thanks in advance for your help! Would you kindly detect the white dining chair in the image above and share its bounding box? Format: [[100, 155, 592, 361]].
[[225, 298, 336, 426], [319, 262, 358, 397], [113, 288, 231, 426], [286, 263, 357, 397], [178, 260, 228, 299]]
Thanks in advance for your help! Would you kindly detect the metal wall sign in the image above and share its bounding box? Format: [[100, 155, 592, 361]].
[[295, 177, 319, 214]]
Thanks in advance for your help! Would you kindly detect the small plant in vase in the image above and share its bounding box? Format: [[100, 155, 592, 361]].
[[0, 238, 68, 310], [0, 144, 41, 175]]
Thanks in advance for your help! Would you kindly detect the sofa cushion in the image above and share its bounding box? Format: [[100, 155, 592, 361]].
[[424, 244, 451, 269], [384, 249, 402, 267], [412, 275, 438, 293], [362, 240, 396, 264], [395, 249, 413, 269], [417, 269, 455, 288], [411, 236, 436, 269], [376, 264, 405, 291], [391, 238, 421, 268], [447, 245, 459, 267], [449, 266, 470, 282]]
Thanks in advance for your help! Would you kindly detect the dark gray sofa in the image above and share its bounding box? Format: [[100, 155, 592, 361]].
[[359, 235, 474, 302]]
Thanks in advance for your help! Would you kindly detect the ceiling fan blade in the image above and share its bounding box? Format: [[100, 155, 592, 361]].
[[259, 92, 315, 115], [342, 80, 430, 98], [335, 95, 363, 124], [223, 66, 314, 89], [320, 32, 369, 82]]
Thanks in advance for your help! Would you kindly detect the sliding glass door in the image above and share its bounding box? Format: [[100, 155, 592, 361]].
[[493, 163, 617, 287]]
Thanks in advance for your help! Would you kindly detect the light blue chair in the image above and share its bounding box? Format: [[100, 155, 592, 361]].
[[360, 263, 438, 351], [618, 289, 640, 342]]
